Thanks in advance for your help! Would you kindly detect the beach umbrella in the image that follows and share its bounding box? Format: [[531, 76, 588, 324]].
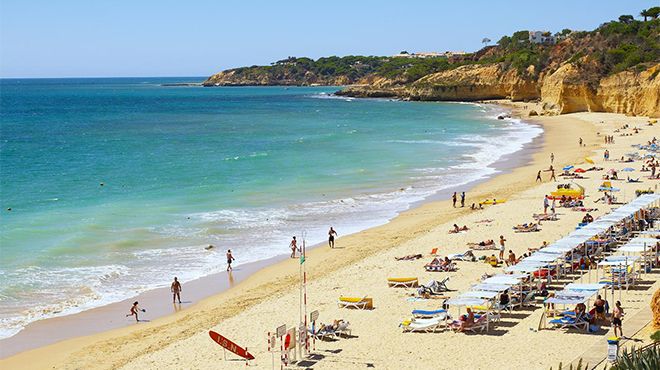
[[574, 168, 586, 173], [621, 167, 635, 172], [562, 165, 574, 171], [585, 157, 594, 164]]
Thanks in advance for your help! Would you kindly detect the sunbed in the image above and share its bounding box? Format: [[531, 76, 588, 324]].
[[549, 312, 589, 331], [411, 309, 448, 319], [400, 317, 445, 333], [447, 251, 476, 262], [424, 261, 456, 272], [335, 321, 352, 337], [388, 277, 419, 288], [338, 296, 373, 309], [450, 315, 488, 333], [417, 278, 450, 296]]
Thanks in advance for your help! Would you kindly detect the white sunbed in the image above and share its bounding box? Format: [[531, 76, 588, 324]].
[[401, 316, 446, 333]]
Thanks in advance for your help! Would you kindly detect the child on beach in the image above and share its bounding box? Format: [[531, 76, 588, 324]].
[[126, 301, 145, 322]]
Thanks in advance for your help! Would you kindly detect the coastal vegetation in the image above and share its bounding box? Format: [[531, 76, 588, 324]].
[[205, 7, 658, 87], [203, 8, 659, 117]]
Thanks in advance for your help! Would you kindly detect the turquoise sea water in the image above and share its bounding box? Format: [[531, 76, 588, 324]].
[[0, 78, 542, 337]]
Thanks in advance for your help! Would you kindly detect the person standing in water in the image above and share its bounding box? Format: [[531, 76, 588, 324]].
[[226, 249, 235, 271], [126, 301, 145, 322], [452, 192, 457, 208], [290, 236, 297, 258], [328, 227, 337, 248], [171, 277, 182, 304], [460, 192, 465, 207]]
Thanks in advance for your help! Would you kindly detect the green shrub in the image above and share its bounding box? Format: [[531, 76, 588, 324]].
[[610, 345, 659, 370]]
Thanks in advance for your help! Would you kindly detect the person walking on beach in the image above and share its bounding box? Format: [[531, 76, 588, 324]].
[[126, 301, 145, 322], [460, 192, 465, 207], [328, 227, 337, 248], [536, 170, 542, 183], [499, 235, 506, 260], [549, 169, 556, 182], [290, 236, 298, 258], [604, 149, 610, 161], [543, 195, 549, 214], [452, 192, 457, 208], [171, 277, 182, 304], [226, 249, 235, 271], [550, 152, 554, 163], [579, 137, 583, 146], [612, 301, 624, 338]]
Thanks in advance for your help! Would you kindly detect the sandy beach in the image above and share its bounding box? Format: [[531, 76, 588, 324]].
[[3, 107, 659, 370]]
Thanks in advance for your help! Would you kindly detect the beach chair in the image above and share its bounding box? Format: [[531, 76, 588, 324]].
[[335, 321, 352, 337], [412, 309, 448, 319], [465, 315, 489, 332], [338, 296, 373, 309], [418, 278, 450, 296], [549, 312, 589, 331], [309, 326, 336, 340], [401, 317, 445, 333], [388, 277, 419, 288], [424, 261, 457, 272], [448, 251, 476, 262], [430, 248, 439, 256], [450, 315, 488, 333]]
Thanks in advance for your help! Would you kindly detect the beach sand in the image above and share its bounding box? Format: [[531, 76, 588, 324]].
[[3, 108, 660, 370]]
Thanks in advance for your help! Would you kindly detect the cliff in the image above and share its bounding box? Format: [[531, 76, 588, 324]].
[[540, 62, 660, 117], [204, 69, 352, 87], [204, 15, 659, 117]]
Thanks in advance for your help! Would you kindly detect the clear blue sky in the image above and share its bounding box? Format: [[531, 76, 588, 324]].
[[0, 0, 654, 78]]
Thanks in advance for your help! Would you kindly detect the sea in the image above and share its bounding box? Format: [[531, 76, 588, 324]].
[[0, 77, 542, 338]]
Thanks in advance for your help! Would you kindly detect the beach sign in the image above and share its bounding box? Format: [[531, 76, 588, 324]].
[[310, 310, 319, 322], [276, 324, 286, 337], [208, 330, 255, 360]]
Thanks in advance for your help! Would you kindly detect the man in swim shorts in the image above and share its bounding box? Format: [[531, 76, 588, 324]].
[[171, 277, 182, 304]]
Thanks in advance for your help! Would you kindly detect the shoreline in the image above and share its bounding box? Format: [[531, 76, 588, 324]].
[[6, 109, 659, 370], [0, 101, 541, 357]]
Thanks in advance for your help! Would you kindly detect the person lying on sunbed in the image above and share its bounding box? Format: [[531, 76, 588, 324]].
[[395, 254, 423, 261], [627, 176, 641, 183]]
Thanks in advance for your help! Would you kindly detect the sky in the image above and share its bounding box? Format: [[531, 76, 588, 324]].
[[0, 0, 654, 78]]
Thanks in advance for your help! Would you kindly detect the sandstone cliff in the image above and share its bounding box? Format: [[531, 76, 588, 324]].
[[540, 63, 659, 117], [339, 62, 660, 117]]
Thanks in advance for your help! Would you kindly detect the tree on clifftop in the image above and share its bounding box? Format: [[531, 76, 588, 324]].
[[482, 37, 491, 46], [618, 15, 634, 24], [647, 6, 660, 19]]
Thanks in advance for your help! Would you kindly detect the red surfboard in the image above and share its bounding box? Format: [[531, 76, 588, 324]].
[[209, 330, 255, 360]]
